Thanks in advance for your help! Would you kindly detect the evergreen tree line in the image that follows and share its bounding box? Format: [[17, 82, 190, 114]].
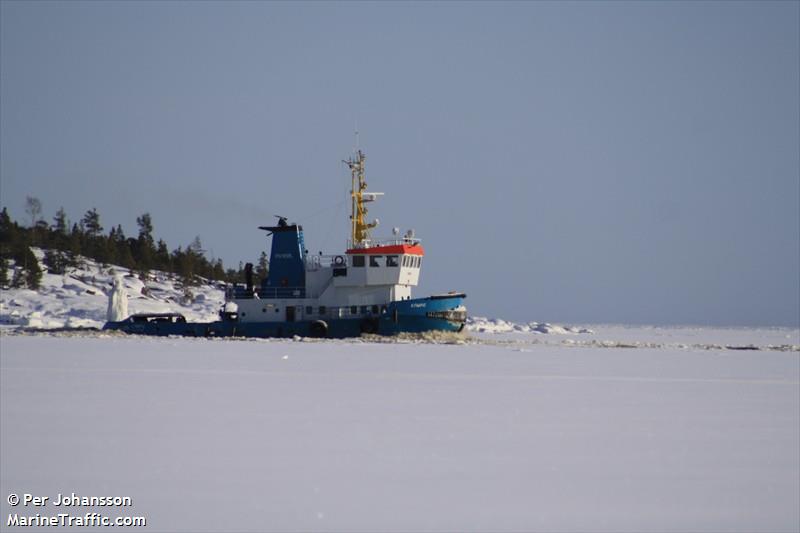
[[0, 197, 269, 290]]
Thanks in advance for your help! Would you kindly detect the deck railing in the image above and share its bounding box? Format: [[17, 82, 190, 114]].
[[347, 237, 421, 250]]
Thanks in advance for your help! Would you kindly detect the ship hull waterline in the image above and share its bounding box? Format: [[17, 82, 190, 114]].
[[103, 294, 466, 339]]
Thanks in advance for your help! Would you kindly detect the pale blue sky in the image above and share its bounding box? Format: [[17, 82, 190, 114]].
[[1, 1, 798, 326]]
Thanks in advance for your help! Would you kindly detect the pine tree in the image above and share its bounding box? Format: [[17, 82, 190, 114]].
[[11, 242, 42, 289], [49, 207, 69, 251], [79, 208, 103, 261], [155, 239, 171, 272], [256, 251, 269, 283], [137, 214, 155, 276], [53, 207, 68, 235], [136, 213, 154, 247], [173, 246, 191, 286], [25, 249, 42, 288], [34, 220, 49, 247], [82, 208, 103, 238], [43, 249, 69, 275], [182, 236, 204, 284], [113, 226, 132, 269], [67, 223, 84, 269], [212, 258, 225, 281], [117, 245, 136, 271], [188, 236, 203, 255], [102, 227, 118, 267], [0, 208, 15, 259], [0, 256, 9, 287], [0, 208, 12, 232], [224, 268, 239, 283]]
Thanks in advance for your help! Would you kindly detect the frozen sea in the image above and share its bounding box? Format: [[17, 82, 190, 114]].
[[1, 326, 798, 532]]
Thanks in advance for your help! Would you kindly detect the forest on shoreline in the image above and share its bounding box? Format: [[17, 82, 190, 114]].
[[0, 197, 267, 290]]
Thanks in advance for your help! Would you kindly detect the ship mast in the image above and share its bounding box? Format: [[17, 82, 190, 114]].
[[344, 150, 379, 248]]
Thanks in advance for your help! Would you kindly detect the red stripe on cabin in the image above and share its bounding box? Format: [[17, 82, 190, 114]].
[[346, 244, 425, 256]]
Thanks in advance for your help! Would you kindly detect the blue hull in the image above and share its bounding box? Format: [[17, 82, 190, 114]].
[[103, 294, 466, 339]]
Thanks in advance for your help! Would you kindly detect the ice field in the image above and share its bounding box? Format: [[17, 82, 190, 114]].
[[2, 252, 799, 530], [1, 327, 798, 532]]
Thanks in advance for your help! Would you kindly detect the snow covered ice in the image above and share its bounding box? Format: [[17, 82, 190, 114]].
[[2, 252, 799, 530], [1, 328, 798, 532]]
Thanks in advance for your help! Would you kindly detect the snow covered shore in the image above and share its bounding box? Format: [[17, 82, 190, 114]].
[[0, 252, 225, 329]]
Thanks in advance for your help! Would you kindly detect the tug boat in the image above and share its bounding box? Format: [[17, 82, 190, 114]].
[[104, 150, 467, 338]]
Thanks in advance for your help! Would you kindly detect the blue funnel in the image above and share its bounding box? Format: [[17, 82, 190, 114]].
[[258, 219, 306, 289]]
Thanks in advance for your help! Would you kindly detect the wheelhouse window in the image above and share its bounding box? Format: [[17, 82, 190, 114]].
[[319, 306, 326, 315], [352, 255, 365, 267], [350, 305, 358, 315], [371, 305, 379, 314], [305, 306, 313, 315], [360, 305, 368, 314], [369, 255, 382, 267], [386, 255, 399, 267]]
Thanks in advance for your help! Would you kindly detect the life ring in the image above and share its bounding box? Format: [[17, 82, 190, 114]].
[[309, 320, 329, 338], [333, 255, 345, 266]]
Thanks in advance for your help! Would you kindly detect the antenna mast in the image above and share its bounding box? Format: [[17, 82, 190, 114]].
[[344, 150, 380, 248]]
